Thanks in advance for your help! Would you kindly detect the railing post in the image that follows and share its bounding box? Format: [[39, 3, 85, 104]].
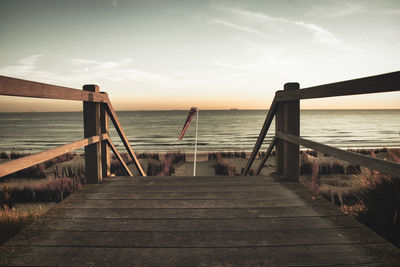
[[83, 84, 102, 184], [275, 99, 284, 175], [100, 96, 110, 177], [283, 83, 300, 182]]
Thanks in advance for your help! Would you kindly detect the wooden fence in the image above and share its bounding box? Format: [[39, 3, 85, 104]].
[[244, 71, 400, 180], [0, 75, 146, 182]]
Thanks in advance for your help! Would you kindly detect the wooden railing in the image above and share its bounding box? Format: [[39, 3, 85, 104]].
[[244, 71, 400, 180], [0, 75, 146, 182]]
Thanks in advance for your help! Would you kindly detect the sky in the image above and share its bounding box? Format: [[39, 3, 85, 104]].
[[0, 0, 399, 111]]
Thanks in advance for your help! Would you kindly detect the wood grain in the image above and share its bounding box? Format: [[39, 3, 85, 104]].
[[1, 175, 398, 266], [0, 75, 106, 102], [277, 132, 400, 177], [0, 134, 108, 178], [275, 70, 400, 101]]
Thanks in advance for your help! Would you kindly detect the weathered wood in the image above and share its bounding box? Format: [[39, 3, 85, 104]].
[[277, 132, 400, 177], [275, 96, 285, 175], [71, 191, 306, 200], [77, 185, 289, 193], [1, 176, 399, 266], [283, 83, 300, 181], [0, 75, 107, 102], [46, 206, 341, 219], [61, 198, 306, 209], [100, 99, 111, 177], [2, 244, 398, 266], [106, 138, 133, 176], [0, 134, 108, 178], [243, 98, 278, 175], [83, 85, 102, 184], [255, 137, 276, 175], [104, 95, 146, 176], [275, 70, 400, 101], [8, 228, 378, 248]]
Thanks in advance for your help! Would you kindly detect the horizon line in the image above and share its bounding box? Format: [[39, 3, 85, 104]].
[[1, 108, 400, 113]]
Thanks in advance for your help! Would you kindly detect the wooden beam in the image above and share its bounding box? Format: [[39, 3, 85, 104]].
[[275, 99, 284, 175], [243, 98, 278, 175], [0, 75, 106, 102], [275, 71, 400, 101], [276, 132, 400, 178], [100, 98, 111, 177], [104, 95, 146, 176], [283, 83, 300, 182], [83, 85, 102, 184], [255, 137, 277, 175], [106, 139, 133, 177], [0, 134, 108, 178]]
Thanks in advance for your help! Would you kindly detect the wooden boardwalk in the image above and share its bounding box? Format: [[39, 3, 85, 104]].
[[1, 175, 399, 266]]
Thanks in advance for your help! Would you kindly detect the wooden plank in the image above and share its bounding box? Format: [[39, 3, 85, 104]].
[[107, 175, 276, 183], [276, 132, 400, 177], [100, 100, 111, 177], [34, 216, 355, 232], [243, 98, 278, 175], [0, 75, 106, 102], [77, 185, 289, 193], [102, 180, 283, 186], [0, 134, 108, 178], [61, 198, 307, 209], [106, 139, 133, 176], [275, 70, 400, 101], [1, 175, 399, 266], [2, 244, 397, 266], [6, 227, 378, 248], [83, 85, 102, 184], [283, 82, 300, 181], [72, 191, 296, 200], [46, 206, 338, 219], [255, 137, 276, 175], [104, 95, 146, 176]]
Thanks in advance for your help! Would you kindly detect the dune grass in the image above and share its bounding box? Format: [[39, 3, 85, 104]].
[[0, 203, 55, 244]]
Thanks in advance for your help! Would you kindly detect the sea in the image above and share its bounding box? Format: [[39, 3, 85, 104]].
[[0, 110, 399, 153]]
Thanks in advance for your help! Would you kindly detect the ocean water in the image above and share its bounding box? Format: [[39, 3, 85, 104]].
[[0, 110, 399, 153]]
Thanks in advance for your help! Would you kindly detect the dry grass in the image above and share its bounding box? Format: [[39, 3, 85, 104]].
[[0, 203, 55, 244], [300, 149, 400, 248]]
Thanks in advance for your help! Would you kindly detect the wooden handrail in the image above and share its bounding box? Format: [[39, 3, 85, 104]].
[[0, 134, 109, 178], [243, 97, 279, 175], [0, 75, 107, 102], [275, 71, 400, 101], [0, 76, 146, 180], [247, 71, 400, 180], [276, 132, 400, 178]]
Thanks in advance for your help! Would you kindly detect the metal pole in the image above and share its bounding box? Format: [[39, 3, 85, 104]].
[[193, 109, 198, 176]]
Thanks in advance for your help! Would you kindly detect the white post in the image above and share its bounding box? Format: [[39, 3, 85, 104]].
[[193, 109, 198, 176]]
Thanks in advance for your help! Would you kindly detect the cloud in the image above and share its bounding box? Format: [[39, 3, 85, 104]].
[[69, 57, 171, 84], [214, 61, 252, 70], [307, 1, 362, 18], [208, 18, 264, 36], [0, 55, 172, 88], [292, 20, 341, 43], [221, 7, 342, 44], [0, 54, 61, 83]]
